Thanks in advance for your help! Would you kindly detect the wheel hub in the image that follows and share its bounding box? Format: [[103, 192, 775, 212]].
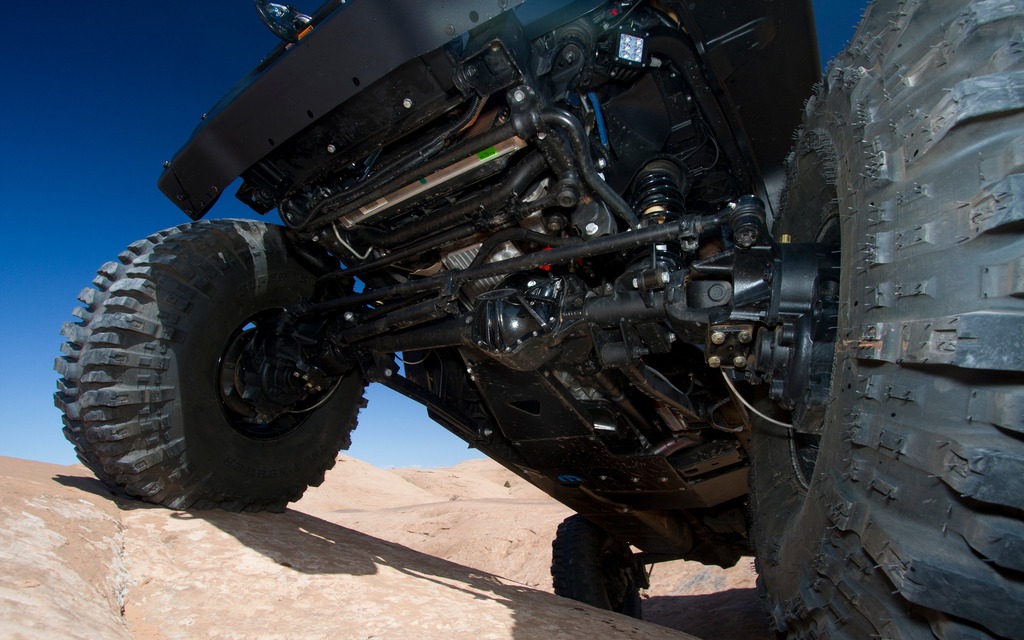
[[216, 312, 341, 439]]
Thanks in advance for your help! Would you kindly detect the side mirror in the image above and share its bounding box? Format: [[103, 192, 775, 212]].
[[254, 1, 312, 43]]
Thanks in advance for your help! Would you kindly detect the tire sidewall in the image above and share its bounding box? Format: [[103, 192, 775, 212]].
[[163, 222, 362, 502], [751, 117, 841, 601]]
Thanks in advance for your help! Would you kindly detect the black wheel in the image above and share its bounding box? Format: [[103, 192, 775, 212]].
[[551, 514, 645, 618], [54, 219, 366, 512], [752, 1, 1024, 638]]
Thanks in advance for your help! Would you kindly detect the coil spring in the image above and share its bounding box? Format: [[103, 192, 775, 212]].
[[631, 161, 687, 224]]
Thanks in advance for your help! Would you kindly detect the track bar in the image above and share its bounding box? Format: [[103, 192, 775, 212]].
[[302, 216, 716, 315]]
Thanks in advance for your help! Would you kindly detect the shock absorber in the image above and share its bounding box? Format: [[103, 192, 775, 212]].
[[631, 159, 688, 227], [623, 159, 690, 290]]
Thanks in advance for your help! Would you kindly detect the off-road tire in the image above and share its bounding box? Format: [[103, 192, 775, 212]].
[[54, 219, 366, 512], [551, 514, 644, 618], [752, 1, 1024, 638]]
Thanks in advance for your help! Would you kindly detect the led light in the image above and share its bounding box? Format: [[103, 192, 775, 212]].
[[618, 33, 645, 64]]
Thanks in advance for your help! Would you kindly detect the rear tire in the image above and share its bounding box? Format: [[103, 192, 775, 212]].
[[54, 219, 366, 512], [551, 514, 645, 618], [753, 1, 1024, 638]]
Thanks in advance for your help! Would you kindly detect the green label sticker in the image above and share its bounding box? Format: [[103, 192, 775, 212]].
[[476, 146, 498, 161]]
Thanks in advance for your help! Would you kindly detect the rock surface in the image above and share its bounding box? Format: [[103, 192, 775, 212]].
[[1, 454, 769, 639]]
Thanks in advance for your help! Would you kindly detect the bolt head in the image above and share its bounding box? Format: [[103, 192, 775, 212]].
[[343, 311, 355, 321], [711, 331, 726, 345], [402, 98, 413, 109], [326, 144, 336, 153], [733, 355, 748, 368], [585, 222, 600, 236], [513, 89, 526, 103], [707, 355, 722, 368], [660, 271, 671, 284], [738, 330, 752, 344]]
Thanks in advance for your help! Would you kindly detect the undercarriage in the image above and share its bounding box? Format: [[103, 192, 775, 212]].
[[198, 1, 836, 565]]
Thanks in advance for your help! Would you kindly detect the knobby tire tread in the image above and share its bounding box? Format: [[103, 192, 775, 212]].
[[754, 1, 1024, 638], [551, 514, 643, 619], [55, 219, 366, 512]]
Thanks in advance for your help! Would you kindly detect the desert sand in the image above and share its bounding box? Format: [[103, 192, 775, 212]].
[[1, 454, 768, 639]]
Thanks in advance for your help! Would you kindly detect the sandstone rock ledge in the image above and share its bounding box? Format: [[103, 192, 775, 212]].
[[0, 457, 695, 640]]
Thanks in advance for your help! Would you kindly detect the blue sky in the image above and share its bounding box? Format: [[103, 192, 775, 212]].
[[0, 1, 867, 469]]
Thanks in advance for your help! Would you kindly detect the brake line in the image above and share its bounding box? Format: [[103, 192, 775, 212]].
[[333, 222, 373, 260], [720, 370, 794, 429]]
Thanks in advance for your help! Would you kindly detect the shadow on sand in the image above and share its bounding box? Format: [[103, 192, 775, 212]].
[[52, 472, 662, 639], [644, 588, 771, 640]]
